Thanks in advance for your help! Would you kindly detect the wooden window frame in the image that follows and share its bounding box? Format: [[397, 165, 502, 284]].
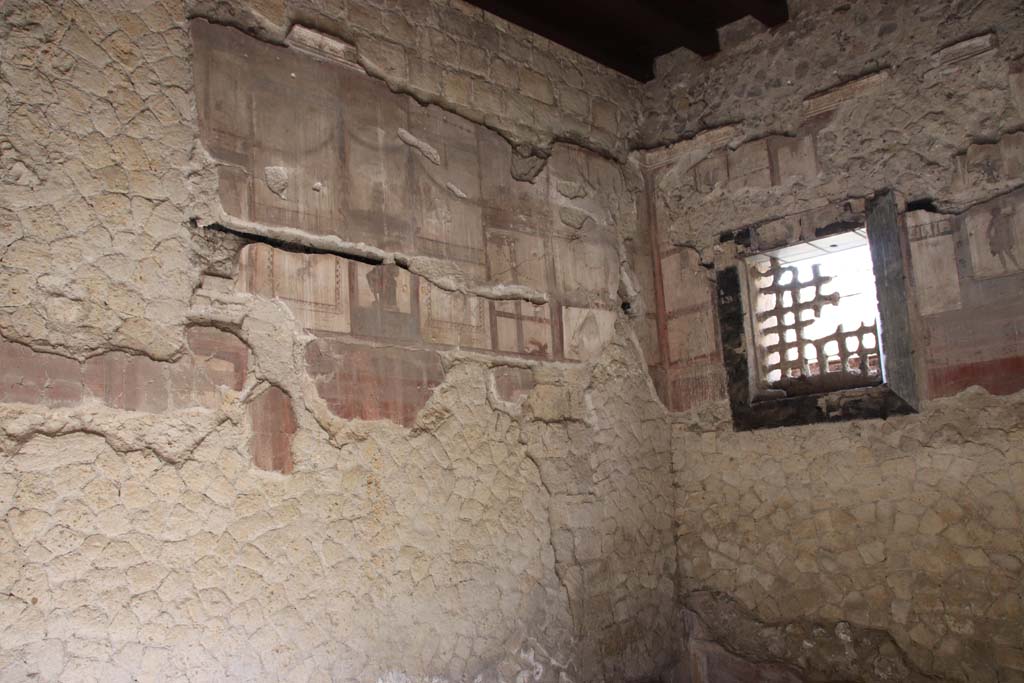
[[716, 191, 919, 431]]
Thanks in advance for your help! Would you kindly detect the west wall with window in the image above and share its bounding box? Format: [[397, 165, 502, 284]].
[[640, 0, 1024, 679]]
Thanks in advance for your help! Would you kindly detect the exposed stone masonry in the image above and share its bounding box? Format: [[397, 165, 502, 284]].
[[2, 0, 1024, 681], [639, 0, 1024, 679]]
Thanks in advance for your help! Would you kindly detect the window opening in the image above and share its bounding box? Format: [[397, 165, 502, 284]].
[[745, 230, 882, 398]]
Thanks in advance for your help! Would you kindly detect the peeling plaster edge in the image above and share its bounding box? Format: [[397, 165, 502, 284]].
[[194, 209, 551, 306], [185, 15, 632, 169], [0, 403, 235, 466]]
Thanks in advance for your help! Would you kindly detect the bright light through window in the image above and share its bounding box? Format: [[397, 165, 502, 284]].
[[745, 230, 883, 395]]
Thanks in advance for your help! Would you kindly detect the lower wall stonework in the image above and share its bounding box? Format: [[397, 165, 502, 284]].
[[0, 304, 675, 682], [673, 389, 1024, 682]]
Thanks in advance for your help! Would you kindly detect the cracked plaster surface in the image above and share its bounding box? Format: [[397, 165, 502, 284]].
[[0, 1, 671, 680], [673, 391, 1024, 681], [2, 0, 1024, 681], [639, 0, 1024, 680], [640, 0, 1024, 252]]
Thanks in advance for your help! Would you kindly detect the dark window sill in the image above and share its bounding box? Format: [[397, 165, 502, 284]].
[[732, 384, 915, 431]]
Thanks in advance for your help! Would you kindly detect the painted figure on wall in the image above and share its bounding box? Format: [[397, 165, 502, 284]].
[[987, 206, 1021, 272]]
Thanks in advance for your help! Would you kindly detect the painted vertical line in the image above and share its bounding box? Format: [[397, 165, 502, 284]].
[[644, 165, 672, 385]]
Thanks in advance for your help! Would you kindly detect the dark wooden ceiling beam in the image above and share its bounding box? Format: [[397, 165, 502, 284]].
[[466, 0, 657, 80], [461, 0, 789, 82], [715, 0, 790, 27]]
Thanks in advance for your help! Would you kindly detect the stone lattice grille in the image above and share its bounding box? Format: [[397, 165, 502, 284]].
[[752, 257, 880, 383]]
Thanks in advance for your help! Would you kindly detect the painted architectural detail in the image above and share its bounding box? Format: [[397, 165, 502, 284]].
[[0, 328, 249, 413], [197, 19, 633, 427], [249, 385, 297, 473], [236, 244, 351, 334], [305, 340, 445, 427], [906, 211, 962, 316]]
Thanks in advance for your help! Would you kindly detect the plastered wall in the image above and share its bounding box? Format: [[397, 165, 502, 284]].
[[0, 1, 671, 681], [3, 0, 1024, 681], [638, 0, 1024, 680]]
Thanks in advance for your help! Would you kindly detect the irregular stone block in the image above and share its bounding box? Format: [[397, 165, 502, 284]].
[[525, 383, 574, 422], [249, 386, 296, 473]]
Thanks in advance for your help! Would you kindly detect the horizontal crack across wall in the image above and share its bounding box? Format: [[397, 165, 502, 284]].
[[193, 214, 550, 306]]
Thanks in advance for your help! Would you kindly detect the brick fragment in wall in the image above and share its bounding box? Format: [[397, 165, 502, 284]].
[[305, 340, 444, 427], [924, 33, 999, 82], [248, 385, 296, 473], [0, 329, 248, 412]]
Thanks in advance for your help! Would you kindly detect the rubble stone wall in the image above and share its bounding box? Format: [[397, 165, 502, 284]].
[[4, 0, 1024, 680], [640, 0, 1024, 680]]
